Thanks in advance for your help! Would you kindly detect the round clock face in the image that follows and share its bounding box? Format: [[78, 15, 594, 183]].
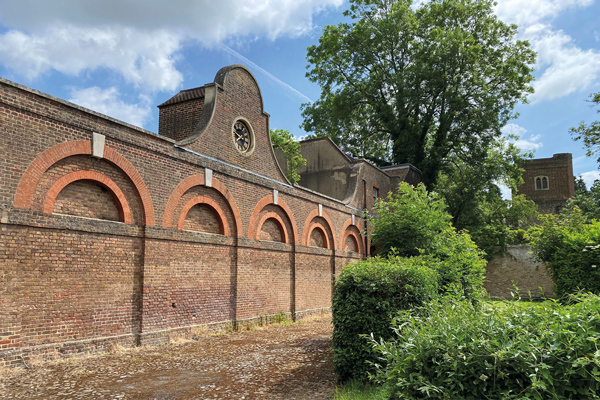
[[233, 121, 252, 153]]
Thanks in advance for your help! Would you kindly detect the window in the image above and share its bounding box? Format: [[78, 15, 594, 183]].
[[373, 187, 379, 204], [535, 176, 549, 190]]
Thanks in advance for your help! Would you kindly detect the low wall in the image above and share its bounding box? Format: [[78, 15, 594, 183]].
[[484, 245, 554, 299]]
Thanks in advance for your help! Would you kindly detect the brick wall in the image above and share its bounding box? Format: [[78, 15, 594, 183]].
[[485, 246, 554, 299], [0, 68, 371, 367]]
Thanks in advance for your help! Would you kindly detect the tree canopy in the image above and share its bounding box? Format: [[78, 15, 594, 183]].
[[301, 0, 536, 186], [570, 91, 600, 165], [434, 136, 537, 257]]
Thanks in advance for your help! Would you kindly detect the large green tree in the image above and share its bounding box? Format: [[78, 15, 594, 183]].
[[434, 137, 538, 257], [301, 0, 536, 186], [570, 91, 600, 164]]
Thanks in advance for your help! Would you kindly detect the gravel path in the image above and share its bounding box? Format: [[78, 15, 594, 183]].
[[0, 317, 336, 399]]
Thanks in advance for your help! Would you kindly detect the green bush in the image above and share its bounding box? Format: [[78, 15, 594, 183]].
[[425, 228, 486, 300], [332, 256, 439, 382], [369, 183, 452, 257], [372, 295, 600, 399], [370, 182, 487, 300], [528, 207, 600, 297]]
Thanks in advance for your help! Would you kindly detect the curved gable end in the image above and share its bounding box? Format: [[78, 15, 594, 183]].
[[159, 65, 288, 184]]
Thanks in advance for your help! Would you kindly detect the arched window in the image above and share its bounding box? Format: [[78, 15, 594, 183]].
[[535, 176, 549, 190]]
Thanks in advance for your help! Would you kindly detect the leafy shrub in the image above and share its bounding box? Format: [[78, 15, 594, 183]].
[[332, 256, 439, 382], [507, 228, 529, 245], [425, 228, 486, 300], [370, 182, 487, 300], [372, 295, 600, 399], [369, 183, 452, 257], [528, 207, 600, 297]]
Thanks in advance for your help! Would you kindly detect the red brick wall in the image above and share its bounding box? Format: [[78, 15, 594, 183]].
[[159, 98, 204, 142], [296, 251, 333, 312], [0, 72, 370, 367], [182, 204, 222, 234], [0, 225, 143, 351], [260, 218, 284, 242], [53, 180, 121, 221]]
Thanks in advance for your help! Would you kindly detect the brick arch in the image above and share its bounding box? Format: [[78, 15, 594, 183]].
[[340, 218, 364, 254], [301, 209, 336, 250], [343, 230, 361, 253], [14, 140, 155, 226], [177, 196, 230, 236], [162, 174, 242, 236], [248, 195, 298, 244], [255, 212, 289, 243], [42, 170, 132, 224], [307, 223, 330, 249]]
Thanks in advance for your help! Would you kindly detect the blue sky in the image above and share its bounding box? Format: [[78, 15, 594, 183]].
[[0, 0, 599, 188]]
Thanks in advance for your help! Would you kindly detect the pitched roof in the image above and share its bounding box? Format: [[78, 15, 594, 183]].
[[158, 86, 206, 108]]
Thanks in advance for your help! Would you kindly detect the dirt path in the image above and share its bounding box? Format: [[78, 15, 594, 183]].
[[0, 317, 337, 400]]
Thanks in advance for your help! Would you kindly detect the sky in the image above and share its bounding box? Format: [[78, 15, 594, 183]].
[[0, 0, 599, 189]]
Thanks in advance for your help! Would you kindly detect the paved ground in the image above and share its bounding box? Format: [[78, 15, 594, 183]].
[[0, 316, 337, 400]]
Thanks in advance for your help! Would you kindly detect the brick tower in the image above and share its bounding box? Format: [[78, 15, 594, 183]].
[[516, 153, 575, 214]]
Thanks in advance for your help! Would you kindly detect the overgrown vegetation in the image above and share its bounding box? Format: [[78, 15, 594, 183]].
[[333, 183, 486, 382], [528, 206, 600, 298], [370, 295, 600, 399], [269, 128, 306, 184], [332, 256, 439, 382]]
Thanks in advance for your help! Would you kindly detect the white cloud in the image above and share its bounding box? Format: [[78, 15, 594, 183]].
[[595, 31, 600, 42], [68, 86, 152, 127], [502, 123, 543, 150], [0, 1, 342, 92], [580, 170, 600, 188], [0, 26, 183, 92], [495, 0, 593, 27], [525, 24, 600, 103], [0, 1, 343, 43]]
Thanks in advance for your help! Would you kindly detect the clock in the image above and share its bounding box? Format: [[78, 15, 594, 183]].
[[233, 120, 252, 154]]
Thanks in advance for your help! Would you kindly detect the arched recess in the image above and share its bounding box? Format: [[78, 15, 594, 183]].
[[308, 224, 329, 249], [301, 209, 336, 250], [177, 196, 230, 236], [247, 195, 298, 244], [14, 140, 155, 226], [340, 218, 365, 254], [163, 174, 242, 237], [255, 212, 289, 243], [43, 171, 132, 224]]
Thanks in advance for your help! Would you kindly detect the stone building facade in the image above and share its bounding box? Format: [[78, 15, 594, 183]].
[[0, 64, 421, 367], [517, 153, 575, 214]]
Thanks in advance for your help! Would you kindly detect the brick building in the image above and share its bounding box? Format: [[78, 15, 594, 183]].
[[516, 153, 575, 214], [0, 64, 421, 367]]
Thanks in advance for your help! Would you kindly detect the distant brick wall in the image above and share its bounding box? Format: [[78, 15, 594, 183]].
[[485, 246, 554, 299]]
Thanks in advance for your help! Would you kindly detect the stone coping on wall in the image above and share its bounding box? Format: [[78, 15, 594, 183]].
[[1, 211, 369, 256]]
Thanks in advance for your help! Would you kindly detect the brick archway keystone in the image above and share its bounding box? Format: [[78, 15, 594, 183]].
[[163, 174, 242, 237], [248, 195, 298, 244], [301, 209, 336, 250]]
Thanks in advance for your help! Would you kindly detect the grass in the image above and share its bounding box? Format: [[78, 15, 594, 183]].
[[333, 380, 387, 400]]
